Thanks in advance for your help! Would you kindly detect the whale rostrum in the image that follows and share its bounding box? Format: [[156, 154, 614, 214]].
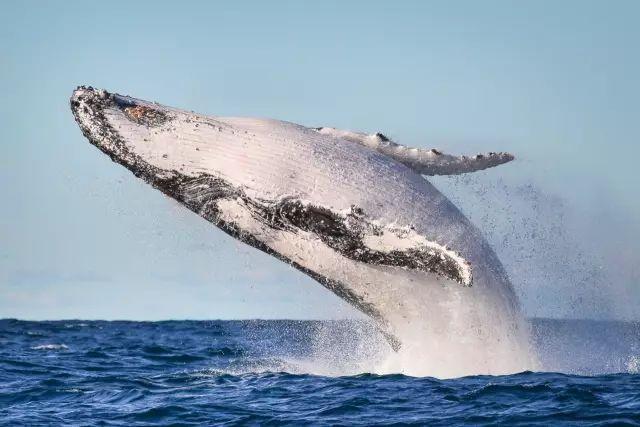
[[71, 86, 527, 356]]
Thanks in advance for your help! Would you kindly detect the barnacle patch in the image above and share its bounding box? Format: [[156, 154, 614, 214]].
[[123, 105, 169, 127]]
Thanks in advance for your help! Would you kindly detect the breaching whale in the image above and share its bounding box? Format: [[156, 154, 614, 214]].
[[71, 86, 534, 375]]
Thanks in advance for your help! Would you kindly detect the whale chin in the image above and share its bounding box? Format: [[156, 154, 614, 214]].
[[70, 86, 129, 163]]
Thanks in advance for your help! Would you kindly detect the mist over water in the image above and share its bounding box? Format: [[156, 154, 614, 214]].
[[421, 172, 640, 377], [172, 169, 639, 380], [302, 318, 639, 378], [291, 170, 640, 379], [277, 172, 640, 379], [431, 173, 639, 321]]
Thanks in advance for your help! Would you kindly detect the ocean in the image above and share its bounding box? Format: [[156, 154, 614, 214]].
[[1, 319, 639, 426]]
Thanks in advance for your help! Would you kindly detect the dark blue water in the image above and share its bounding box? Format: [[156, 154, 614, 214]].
[[1, 319, 639, 426]]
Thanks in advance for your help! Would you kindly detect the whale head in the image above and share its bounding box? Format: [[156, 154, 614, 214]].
[[70, 86, 193, 194]]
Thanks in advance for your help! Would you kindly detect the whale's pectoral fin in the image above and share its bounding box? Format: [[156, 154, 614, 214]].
[[314, 127, 514, 176]]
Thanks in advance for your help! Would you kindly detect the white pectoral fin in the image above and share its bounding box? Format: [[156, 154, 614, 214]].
[[378, 145, 515, 176], [314, 127, 514, 176]]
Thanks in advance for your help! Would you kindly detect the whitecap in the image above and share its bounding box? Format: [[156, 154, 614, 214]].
[[31, 344, 69, 351]]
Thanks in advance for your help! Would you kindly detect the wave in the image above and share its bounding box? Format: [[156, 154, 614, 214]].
[[30, 344, 69, 351], [2, 320, 639, 424]]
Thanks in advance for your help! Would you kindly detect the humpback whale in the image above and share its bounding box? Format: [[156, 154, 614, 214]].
[[71, 86, 534, 375]]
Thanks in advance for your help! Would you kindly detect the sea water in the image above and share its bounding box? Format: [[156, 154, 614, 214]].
[[1, 319, 638, 425]]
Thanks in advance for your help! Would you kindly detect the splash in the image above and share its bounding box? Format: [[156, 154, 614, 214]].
[[275, 175, 638, 378], [287, 315, 537, 379]]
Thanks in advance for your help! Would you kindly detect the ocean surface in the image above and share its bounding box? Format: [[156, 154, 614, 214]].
[[1, 319, 639, 426]]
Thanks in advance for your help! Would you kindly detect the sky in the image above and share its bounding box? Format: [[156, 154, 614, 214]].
[[1, 0, 638, 320]]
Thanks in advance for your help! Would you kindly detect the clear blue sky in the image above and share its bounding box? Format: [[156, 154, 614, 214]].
[[1, 0, 638, 320]]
